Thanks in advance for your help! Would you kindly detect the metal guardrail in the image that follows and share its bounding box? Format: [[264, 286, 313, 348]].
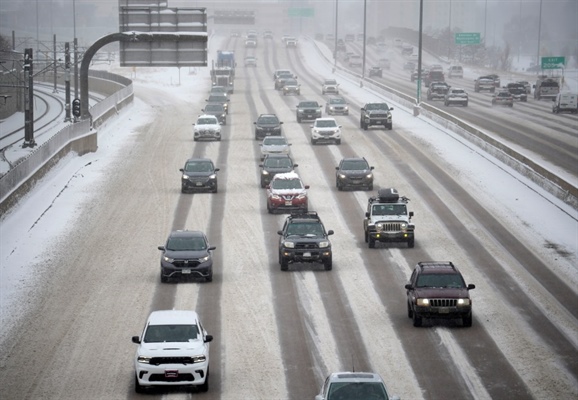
[[309, 39, 577, 210]]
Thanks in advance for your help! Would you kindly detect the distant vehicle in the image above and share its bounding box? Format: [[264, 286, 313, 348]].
[[254, 114, 283, 140], [368, 66, 383, 78], [315, 372, 400, 400], [360, 102, 394, 130], [424, 70, 445, 87], [282, 78, 300, 95], [378, 58, 391, 69], [552, 92, 578, 114], [410, 68, 427, 82], [506, 83, 528, 102], [244, 56, 257, 67], [296, 100, 322, 122], [205, 94, 230, 113], [193, 115, 222, 141], [275, 73, 297, 90], [325, 96, 349, 115], [322, 78, 339, 95], [245, 38, 257, 48], [259, 136, 291, 161], [285, 37, 297, 47], [208, 85, 228, 98], [487, 74, 501, 87], [401, 43, 413, 55], [310, 118, 342, 145], [492, 90, 514, 107], [349, 55, 362, 67], [393, 38, 403, 47], [444, 87, 469, 107], [344, 33, 355, 42], [405, 261, 475, 327], [447, 65, 463, 78], [179, 158, 219, 194], [517, 81, 532, 94], [534, 76, 560, 100], [132, 310, 213, 393], [263, 30, 273, 39], [403, 61, 416, 71], [266, 171, 309, 214], [474, 76, 496, 92], [273, 69, 293, 80], [326, 33, 335, 41], [335, 157, 374, 191], [426, 82, 450, 101], [201, 103, 227, 125], [158, 230, 216, 282]]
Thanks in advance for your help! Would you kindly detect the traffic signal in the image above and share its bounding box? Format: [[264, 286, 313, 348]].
[[72, 98, 81, 117]]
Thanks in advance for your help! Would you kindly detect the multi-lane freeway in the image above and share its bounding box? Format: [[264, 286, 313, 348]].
[[0, 33, 576, 400]]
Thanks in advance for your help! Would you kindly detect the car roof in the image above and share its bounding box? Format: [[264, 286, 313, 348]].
[[341, 157, 366, 162], [197, 114, 219, 121], [147, 310, 200, 326], [417, 261, 460, 274], [315, 117, 337, 122], [185, 157, 214, 164], [272, 171, 300, 180], [327, 371, 385, 383], [264, 153, 291, 159]]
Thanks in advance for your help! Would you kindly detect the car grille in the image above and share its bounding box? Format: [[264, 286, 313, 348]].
[[149, 356, 196, 365], [149, 373, 195, 382], [295, 242, 319, 250], [430, 299, 458, 307], [369, 112, 388, 118], [173, 260, 201, 268], [282, 194, 296, 201], [377, 222, 402, 232]]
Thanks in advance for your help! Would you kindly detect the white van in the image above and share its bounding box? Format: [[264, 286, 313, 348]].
[[552, 92, 577, 114], [448, 65, 463, 78]]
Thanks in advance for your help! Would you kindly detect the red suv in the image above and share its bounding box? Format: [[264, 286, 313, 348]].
[[266, 172, 309, 214]]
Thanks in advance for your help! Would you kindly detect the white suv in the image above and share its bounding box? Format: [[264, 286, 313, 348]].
[[310, 118, 342, 145], [315, 372, 400, 400], [132, 310, 213, 393], [193, 115, 222, 141]]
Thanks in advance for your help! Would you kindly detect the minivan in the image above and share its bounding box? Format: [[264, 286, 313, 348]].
[[448, 65, 463, 78]]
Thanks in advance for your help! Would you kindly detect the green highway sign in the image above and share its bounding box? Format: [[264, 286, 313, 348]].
[[288, 7, 314, 17], [541, 56, 565, 69], [455, 32, 480, 45]]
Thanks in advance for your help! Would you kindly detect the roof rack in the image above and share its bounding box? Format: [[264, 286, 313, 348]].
[[289, 211, 320, 219], [368, 188, 409, 204]]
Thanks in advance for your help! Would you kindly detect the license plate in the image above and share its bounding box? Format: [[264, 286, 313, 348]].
[[438, 307, 449, 314], [303, 252, 311, 257], [285, 200, 292, 206], [375, 120, 383, 124], [165, 370, 179, 378], [182, 269, 191, 274], [195, 182, 203, 186]]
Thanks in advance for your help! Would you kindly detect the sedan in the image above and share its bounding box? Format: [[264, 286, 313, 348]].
[[492, 90, 514, 107], [260, 136, 291, 160]]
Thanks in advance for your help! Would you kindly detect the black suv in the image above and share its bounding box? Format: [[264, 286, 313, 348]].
[[296, 100, 322, 123], [405, 261, 475, 327], [254, 114, 283, 140], [506, 83, 528, 102], [158, 230, 216, 283], [180, 158, 219, 193], [259, 154, 298, 188], [335, 157, 374, 191], [360, 102, 393, 130], [277, 212, 334, 271]]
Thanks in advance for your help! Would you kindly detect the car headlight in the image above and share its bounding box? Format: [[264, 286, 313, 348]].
[[137, 356, 152, 364], [199, 255, 210, 263], [283, 241, 295, 248], [343, 106, 349, 111], [191, 355, 206, 363], [296, 194, 307, 200], [182, 174, 190, 179], [366, 173, 373, 179], [400, 223, 407, 229], [271, 194, 281, 200], [318, 240, 330, 248], [262, 170, 269, 176], [221, 114, 226, 119], [209, 174, 216, 179], [338, 173, 346, 179], [457, 298, 471, 306], [163, 255, 175, 263], [329, 106, 335, 110], [417, 298, 429, 306], [297, 108, 303, 113], [256, 126, 263, 131]]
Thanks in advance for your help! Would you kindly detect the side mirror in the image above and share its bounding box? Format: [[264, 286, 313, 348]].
[[304, 185, 310, 189], [293, 163, 299, 168], [132, 336, 141, 344], [158, 245, 165, 251], [214, 168, 220, 172], [208, 246, 217, 251], [409, 211, 414, 217], [277, 230, 283, 235], [365, 212, 370, 218], [467, 284, 476, 290], [205, 335, 214, 343], [327, 230, 334, 235], [404, 284, 413, 290]]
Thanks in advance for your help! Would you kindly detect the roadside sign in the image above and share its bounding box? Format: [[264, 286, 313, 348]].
[[288, 7, 314, 17], [541, 56, 565, 70], [455, 32, 480, 45]]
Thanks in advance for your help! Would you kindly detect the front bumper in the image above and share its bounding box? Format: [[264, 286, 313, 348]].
[[368, 229, 414, 243], [283, 87, 300, 95], [414, 305, 472, 320], [194, 130, 221, 140], [181, 177, 217, 192], [337, 176, 372, 188], [312, 131, 341, 142], [280, 247, 332, 264], [161, 260, 213, 279], [363, 116, 392, 128], [268, 196, 307, 213], [255, 129, 282, 139], [135, 359, 209, 388], [297, 111, 321, 121]]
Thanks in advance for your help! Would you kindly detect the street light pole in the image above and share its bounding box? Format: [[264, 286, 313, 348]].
[[362, 0, 367, 78], [536, 0, 542, 72], [416, 0, 424, 112], [448, 0, 452, 60], [333, 0, 338, 66]]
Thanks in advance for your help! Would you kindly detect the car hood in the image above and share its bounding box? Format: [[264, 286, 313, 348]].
[[264, 166, 293, 174], [370, 215, 410, 224], [164, 249, 211, 259], [269, 188, 306, 195], [262, 145, 288, 152], [413, 287, 470, 299], [181, 171, 215, 178], [138, 340, 207, 356], [195, 124, 220, 131], [340, 169, 371, 177]]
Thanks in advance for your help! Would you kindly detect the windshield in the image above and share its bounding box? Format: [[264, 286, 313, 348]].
[[143, 324, 199, 343], [328, 382, 389, 400], [372, 204, 407, 216], [285, 79, 298, 86], [197, 118, 217, 125], [315, 120, 337, 128], [286, 223, 324, 237], [271, 178, 303, 190], [365, 103, 389, 110], [258, 116, 279, 125], [416, 273, 465, 288], [166, 236, 207, 251], [185, 161, 214, 173], [342, 160, 369, 170], [205, 105, 224, 112], [208, 95, 226, 102], [264, 158, 292, 168], [263, 138, 287, 146], [324, 80, 337, 85], [330, 98, 346, 104], [299, 102, 318, 108]]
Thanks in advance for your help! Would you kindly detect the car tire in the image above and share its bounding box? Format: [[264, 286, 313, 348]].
[[324, 258, 332, 271], [311, 138, 317, 145], [368, 237, 376, 248], [336, 180, 342, 191], [160, 273, 169, 283], [297, 117, 302, 123], [364, 229, 368, 243], [181, 186, 187, 194], [368, 184, 373, 191], [194, 137, 198, 142], [407, 302, 413, 318], [212, 184, 218, 194], [336, 139, 341, 145], [413, 312, 423, 327], [463, 313, 473, 327], [280, 257, 289, 271], [362, 122, 368, 131], [135, 374, 145, 394], [198, 368, 209, 392], [408, 238, 415, 248]]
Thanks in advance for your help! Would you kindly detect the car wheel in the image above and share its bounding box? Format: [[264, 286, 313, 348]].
[[368, 184, 373, 191], [336, 139, 341, 145], [267, 203, 273, 214], [368, 237, 375, 248], [261, 180, 266, 188], [160, 273, 169, 283], [194, 137, 198, 142], [181, 186, 187, 194], [412, 312, 423, 327], [135, 374, 145, 394], [198, 368, 209, 392], [280, 257, 289, 271], [463, 313, 473, 327], [336, 180, 342, 191], [212, 184, 218, 193], [364, 229, 368, 243], [297, 117, 302, 123], [311, 138, 317, 145], [362, 122, 368, 130], [407, 302, 413, 318], [408, 238, 415, 248], [324, 258, 332, 271]]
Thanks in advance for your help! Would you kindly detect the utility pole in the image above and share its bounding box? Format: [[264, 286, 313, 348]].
[[23, 48, 36, 148], [64, 42, 72, 122]]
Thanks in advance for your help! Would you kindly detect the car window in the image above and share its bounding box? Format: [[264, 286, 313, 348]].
[[265, 158, 291, 168], [197, 118, 216, 125], [315, 120, 337, 128], [416, 273, 465, 288], [300, 102, 318, 107], [328, 382, 388, 400], [264, 138, 287, 145], [144, 324, 200, 343], [286, 223, 323, 237], [259, 116, 279, 124], [342, 160, 369, 170], [330, 98, 346, 104], [185, 161, 213, 173], [166, 236, 207, 251], [372, 204, 407, 216]]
